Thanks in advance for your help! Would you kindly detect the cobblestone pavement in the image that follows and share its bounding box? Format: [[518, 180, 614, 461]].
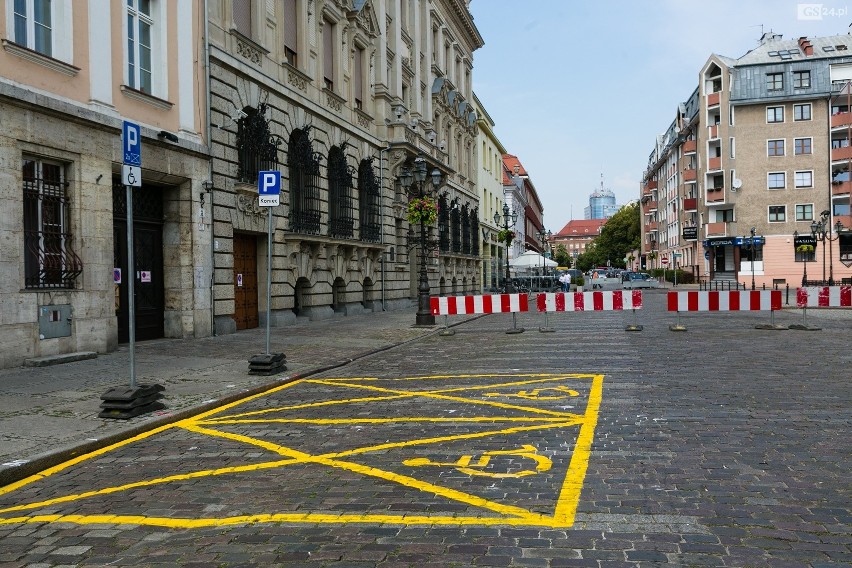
[[0, 291, 850, 567]]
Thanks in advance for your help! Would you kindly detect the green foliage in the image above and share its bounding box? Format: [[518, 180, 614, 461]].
[[553, 244, 571, 268], [577, 203, 641, 269], [648, 268, 695, 284]]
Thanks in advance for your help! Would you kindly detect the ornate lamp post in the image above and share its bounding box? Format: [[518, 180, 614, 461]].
[[745, 227, 756, 290], [537, 228, 552, 278], [811, 210, 844, 285], [794, 230, 812, 287], [494, 202, 518, 293], [399, 156, 443, 326]]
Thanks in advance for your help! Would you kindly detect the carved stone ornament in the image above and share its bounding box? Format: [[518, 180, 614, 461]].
[[236, 193, 267, 219], [236, 40, 262, 65]]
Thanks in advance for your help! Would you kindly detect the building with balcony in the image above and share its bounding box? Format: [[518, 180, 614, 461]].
[[642, 30, 852, 287]]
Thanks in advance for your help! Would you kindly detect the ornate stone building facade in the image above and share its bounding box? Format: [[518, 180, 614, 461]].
[[207, 0, 483, 332]]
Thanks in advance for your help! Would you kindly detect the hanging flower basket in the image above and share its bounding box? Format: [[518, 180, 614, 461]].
[[407, 197, 438, 225], [497, 229, 516, 244]]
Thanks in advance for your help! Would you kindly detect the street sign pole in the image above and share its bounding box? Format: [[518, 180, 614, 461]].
[[265, 206, 272, 355], [122, 121, 142, 389], [248, 171, 287, 375]]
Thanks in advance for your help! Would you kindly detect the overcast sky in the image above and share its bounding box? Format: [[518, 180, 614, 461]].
[[470, 0, 849, 230]]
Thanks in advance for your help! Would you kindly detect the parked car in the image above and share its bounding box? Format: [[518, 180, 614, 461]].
[[621, 271, 659, 289]]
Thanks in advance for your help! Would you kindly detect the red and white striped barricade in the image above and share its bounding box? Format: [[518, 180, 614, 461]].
[[666, 290, 783, 331], [793, 286, 852, 330], [796, 286, 852, 308], [430, 293, 529, 334], [535, 290, 644, 332]]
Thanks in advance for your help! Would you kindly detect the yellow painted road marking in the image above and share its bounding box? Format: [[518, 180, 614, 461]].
[[0, 373, 604, 529], [403, 445, 552, 478]]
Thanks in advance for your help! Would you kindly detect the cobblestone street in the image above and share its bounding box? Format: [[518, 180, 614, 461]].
[[0, 292, 850, 566]]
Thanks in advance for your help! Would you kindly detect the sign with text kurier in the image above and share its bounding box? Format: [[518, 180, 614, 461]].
[[682, 226, 698, 241], [257, 171, 281, 207]]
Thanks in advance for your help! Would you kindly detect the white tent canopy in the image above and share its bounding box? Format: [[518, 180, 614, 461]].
[[509, 250, 557, 269]]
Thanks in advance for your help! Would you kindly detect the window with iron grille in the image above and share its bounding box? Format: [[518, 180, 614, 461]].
[[327, 146, 355, 239], [437, 194, 449, 252], [470, 207, 480, 256], [22, 156, 83, 289], [450, 200, 461, 253], [288, 128, 322, 234], [237, 105, 279, 184], [358, 158, 381, 243], [461, 203, 471, 254]]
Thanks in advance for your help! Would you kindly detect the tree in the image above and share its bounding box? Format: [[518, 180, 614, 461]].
[[584, 203, 641, 269], [553, 244, 571, 268]]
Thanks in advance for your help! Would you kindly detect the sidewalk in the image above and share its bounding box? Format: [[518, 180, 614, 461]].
[[0, 308, 468, 486]]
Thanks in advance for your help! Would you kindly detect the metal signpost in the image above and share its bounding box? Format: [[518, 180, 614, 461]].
[[248, 172, 287, 375], [122, 121, 142, 388], [99, 121, 164, 418]]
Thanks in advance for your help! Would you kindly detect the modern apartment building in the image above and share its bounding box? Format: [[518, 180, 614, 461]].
[[642, 31, 852, 287], [0, 0, 211, 369]]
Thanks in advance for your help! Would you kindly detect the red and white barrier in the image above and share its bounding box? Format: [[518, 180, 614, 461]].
[[536, 290, 643, 312], [430, 293, 529, 316], [667, 290, 782, 312], [796, 286, 852, 308]]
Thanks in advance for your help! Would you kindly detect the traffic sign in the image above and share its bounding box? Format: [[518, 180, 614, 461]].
[[258, 170, 281, 207], [660, 257, 669, 265], [122, 120, 141, 166], [121, 164, 141, 187]]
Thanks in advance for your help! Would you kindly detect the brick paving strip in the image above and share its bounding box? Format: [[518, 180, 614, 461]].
[[0, 293, 850, 566]]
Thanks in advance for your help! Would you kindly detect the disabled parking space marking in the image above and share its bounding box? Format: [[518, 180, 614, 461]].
[[0, 373, 603, 529]]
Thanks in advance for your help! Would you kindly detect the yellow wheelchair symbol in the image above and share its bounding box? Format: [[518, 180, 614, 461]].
[[483, 386, 579, 400], [402, 445, 552, 478]]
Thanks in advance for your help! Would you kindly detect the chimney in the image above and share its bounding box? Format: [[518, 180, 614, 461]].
[[798, 36, 814, 56]]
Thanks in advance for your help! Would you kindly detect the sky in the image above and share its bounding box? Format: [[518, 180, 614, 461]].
[[469, 0, 849, 231]]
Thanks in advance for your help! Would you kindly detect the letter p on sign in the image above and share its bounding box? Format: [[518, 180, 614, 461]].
[[258, 170, 281, 207]]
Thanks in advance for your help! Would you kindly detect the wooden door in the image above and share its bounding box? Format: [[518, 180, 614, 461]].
[[233, 233, 259, 330]]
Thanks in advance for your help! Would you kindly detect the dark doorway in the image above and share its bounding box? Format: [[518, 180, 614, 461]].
[[113, 184, 165, 343], [233, 233, 259, 330]]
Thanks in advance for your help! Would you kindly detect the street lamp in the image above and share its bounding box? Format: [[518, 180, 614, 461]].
[[399, 155, 443, 325], [811, 210, 844, 285], [537, 227, 552, 278], [494, 202, 518, 293], [745, 227, 756, 290], [794, 230, 811, 287]]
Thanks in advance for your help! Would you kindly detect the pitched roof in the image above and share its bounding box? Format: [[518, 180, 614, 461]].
[[555, 219, 606, 238]]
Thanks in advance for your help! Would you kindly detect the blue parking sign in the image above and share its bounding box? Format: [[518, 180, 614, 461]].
[[258, 170, 281, 207], [122, 121, 141, 166]]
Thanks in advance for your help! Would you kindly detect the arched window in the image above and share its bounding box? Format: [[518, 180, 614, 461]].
[[470, 207, 480, 256], [236, 104, 279, 184], [358, 158, 381, 243], [461, 203, 471, 254], [288, 128, 321, 234], [437, 193, 449, 252], [450, 198, 461, 253], [327, 146, 354, 238]]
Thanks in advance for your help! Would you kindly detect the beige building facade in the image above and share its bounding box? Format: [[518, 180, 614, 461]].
[[0, 0, 211, 369]]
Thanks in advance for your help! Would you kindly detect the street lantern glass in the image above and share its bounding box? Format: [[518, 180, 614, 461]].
[[811, 220, 820, 237], [431, 168, 442, 188], [493, 211, 500, 225], [413, 157, 427, 182], [400, 167, 413, 189]]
